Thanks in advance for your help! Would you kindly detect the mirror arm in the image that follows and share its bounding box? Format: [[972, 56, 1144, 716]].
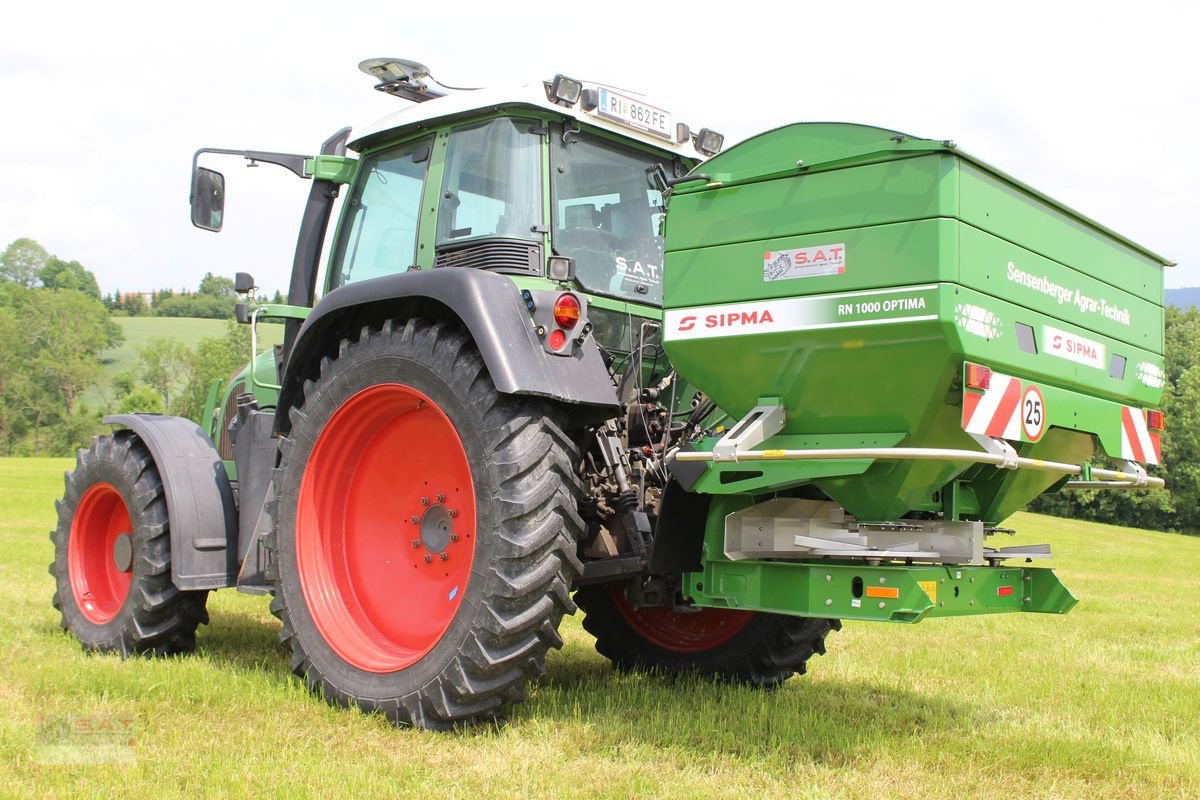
[[191, 148, 312, 180]]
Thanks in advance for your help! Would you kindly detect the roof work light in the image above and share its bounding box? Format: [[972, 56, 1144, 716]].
[[548, 75, 583, 106]]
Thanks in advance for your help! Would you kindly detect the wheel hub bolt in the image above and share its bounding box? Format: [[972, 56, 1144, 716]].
[[439, 552, 448, 561], [423, 554, 432, 564], [420, 497, 430, 506], [449, 533, 459, 543], [448, 509, 458, 518], [436, 494, 446, 503], [410, 515, 420, 524], [411, 539, 421, 548]]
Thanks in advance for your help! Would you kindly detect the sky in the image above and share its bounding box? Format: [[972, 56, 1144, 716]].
[[1, 0, 1197, 296]]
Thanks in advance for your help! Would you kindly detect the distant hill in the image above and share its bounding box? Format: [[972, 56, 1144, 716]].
[[82, 316, 283, 408], [1166, 288, 1200, 309]]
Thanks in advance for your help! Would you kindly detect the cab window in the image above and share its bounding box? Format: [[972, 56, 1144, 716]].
[[552, 132, 673, 305], [328, 137, 431, 289], [437, 117, 542, 245]]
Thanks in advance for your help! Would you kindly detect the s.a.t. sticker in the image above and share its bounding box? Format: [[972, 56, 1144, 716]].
[[764, 244, 845, 281]]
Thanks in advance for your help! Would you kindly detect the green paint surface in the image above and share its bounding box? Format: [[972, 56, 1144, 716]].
[[663, 122, 1167, 524]]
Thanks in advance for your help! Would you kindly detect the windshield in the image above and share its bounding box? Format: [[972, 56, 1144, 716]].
[[552, 132, 674, 305]]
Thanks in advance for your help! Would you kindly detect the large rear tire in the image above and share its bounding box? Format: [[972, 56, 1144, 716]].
[[51, 431, 209, 655], [269, 319, 584, 729], [575, 585, 838, 687]]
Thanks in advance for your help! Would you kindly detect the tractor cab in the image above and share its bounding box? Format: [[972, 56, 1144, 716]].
[[329, 112, 678, 307], [188, 61, 726, 404], [190, 60, 720, 334]]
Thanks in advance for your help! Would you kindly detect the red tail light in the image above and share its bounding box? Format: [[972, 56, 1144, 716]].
[[553, 294, 581, 329], [965, 364, 992, 391], [1147, 410, 1165, 431]]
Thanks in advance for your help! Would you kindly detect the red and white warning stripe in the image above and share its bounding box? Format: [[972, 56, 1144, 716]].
[[1120, 407, 1161, 465], [963, 374, 1022, 440]]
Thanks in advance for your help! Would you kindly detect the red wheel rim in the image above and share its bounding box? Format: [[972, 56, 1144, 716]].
[[67, 483, 134, 624], [296, 384, 477, 673], [612, 591, 752, 653]]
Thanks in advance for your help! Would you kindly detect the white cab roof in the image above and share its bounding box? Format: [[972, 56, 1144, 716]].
[[350, 80, 707, 161]]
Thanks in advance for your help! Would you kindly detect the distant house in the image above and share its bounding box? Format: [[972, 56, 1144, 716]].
[[121, 291, 155, 306]]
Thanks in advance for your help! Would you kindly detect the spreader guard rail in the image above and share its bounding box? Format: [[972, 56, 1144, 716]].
[[673, 443, 1164, 489]]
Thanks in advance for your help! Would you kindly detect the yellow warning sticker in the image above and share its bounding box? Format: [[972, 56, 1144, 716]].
[[918, 581, 938, 603], [762, 449, 787, 459]]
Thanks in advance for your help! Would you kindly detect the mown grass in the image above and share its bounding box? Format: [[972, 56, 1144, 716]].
[[1, 457, 1197, 799]]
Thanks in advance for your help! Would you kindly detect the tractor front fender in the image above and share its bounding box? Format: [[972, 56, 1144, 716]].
[[103, 414, 238, 590], [274, 269, 619, 433]]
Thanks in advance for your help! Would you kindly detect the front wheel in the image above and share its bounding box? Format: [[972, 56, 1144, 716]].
[[51, 432, 209, 655], [576, 585, 839, 687], [269, 319, 584, 729]]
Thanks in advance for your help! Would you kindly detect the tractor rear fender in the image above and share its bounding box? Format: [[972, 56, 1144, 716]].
[[274, 269, 619, 434], [103, 414, 239, 590]]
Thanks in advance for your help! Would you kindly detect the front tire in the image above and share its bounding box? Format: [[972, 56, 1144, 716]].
[[576, 585, 839, 687], [269, 319, 584, 729], [51, 431, 209, 655]]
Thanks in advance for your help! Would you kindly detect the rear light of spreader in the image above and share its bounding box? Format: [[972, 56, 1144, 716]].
[[965, 364, 992, 391], [1147, 410, 1165, 431]]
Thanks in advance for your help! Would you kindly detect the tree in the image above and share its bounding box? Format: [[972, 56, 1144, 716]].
[[178, 322, 253, 422], [137, 337, 195, 414], [116, 385, 165, 415], [1, 238, 48, 288], [40, 257, 101, 299], [198, 272, 236, 297], [153, 293, 234, 319], [0, 283, 119, 455], [25, 288, 123, 417], [122, 292, 148, 316], [0, 306, 22, 450]]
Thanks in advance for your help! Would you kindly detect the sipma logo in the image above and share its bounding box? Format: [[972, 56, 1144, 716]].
[[1042, 324, 1105, 369], [706, 310, 774, 328], [673, 309, 775, 335], [670, 304, 785, 340]]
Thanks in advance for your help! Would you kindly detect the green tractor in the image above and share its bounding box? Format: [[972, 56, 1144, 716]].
[[52, 59, 1170, 729]]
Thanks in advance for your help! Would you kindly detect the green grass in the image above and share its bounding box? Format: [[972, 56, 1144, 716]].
[[82, 318, 285, 407], [2, 457, 1197, 799]]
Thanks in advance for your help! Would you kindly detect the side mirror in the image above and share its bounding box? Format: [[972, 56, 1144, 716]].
[[234, 272, 256, 294], [190, 167, 226, 232]]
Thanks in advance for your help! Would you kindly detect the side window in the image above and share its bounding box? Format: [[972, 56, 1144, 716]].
[[437, 118, 542, 245], [329, 138, 431, 288]]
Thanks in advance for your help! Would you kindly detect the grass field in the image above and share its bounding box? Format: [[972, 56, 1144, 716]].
[[82, 317, 285, 407], [2, 458, 1197, 799]]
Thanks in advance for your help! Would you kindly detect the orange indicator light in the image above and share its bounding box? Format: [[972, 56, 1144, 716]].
[[553, 294, 581, 329]]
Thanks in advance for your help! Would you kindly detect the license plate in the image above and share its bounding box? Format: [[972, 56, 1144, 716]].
[[595, 87, 673, 140]]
